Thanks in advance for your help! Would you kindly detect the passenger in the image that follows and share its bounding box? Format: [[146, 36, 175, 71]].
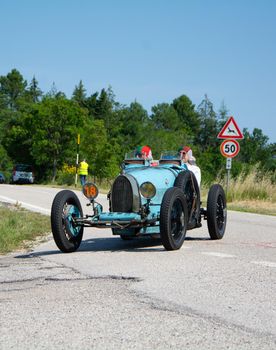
[[179, 146, 201, 186], [141, 145, 153, 161], [135, 145, 153, 161]]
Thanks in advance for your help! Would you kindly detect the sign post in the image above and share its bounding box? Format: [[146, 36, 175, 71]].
[[217, 116, 243, 194], [75, 134, 80, 188], [225, 158, 232, 194]]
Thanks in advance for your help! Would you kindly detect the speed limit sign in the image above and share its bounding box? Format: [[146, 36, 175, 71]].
[[220, 139, 240, 158]]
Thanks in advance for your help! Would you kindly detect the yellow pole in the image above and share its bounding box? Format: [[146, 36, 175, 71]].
[[75, 134, 80, 187]]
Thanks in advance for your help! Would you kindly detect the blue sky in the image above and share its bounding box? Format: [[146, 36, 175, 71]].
[[1, 0, 275, 143]]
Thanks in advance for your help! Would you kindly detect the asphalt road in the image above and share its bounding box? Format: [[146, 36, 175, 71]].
[[0, 184, 276, 349]]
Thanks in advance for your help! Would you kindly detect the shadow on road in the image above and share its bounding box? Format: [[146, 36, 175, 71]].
[[14, 234, 210, 259]]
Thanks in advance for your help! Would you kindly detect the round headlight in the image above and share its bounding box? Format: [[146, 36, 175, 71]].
[[140, 182, 156, 199], [82, 182, 99, 200]]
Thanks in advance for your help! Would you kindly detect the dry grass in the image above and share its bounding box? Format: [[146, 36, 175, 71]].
[[227, 200, 276, 216], [226, 169, 276, 203], [202, 168, 276, 216]]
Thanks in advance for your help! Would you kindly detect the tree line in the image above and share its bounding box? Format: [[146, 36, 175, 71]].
[[0, 69, 275, 184]]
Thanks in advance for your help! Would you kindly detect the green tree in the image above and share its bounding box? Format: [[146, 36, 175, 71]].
[[264, 143, 276, 176], [0, 69, 27, 110], [95, 88, 114, 131], [196, 94, 218, 149], [0, 144, 13, 178], [239, 128, 270, 165], [80, 119, 119, 180], [85, 92, 98, 117], [145, 127, 189, 160], [172, 95, 200, 136], [46, 82, 66, 99], [197, 148, 225, 184], [117, 101, 149, 152], [72, 80, 87, 108], [218, 100, 228, 123], [2, 110, 34, 165], [26, 76, 42, 103], [151, 103, 180, 131], [29, 96, 88, 181]]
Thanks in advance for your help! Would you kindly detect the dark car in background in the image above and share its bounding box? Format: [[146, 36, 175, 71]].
[[11, 164, 34, 184], [0, 172, 5, 184]]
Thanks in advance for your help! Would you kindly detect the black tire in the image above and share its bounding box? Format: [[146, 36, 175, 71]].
[[174, 171, 200, 229], [51, 190, 84, 252], [207, 184, 227, 240], [160, 187, 188, 250]]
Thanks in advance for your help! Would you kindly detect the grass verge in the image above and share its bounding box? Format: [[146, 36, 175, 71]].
[[200, 167, 276, 216], [201, 188, 276, 216], [0, 203, 51, 255], [227, 201, 276, 216]]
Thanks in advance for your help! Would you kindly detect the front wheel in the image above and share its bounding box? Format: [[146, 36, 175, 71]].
[[51, 190, 84, 252], [160, 187, 188, 251], [207, 184, 227, 240]]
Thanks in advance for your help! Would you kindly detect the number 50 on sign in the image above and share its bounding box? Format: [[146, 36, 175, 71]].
[[220, 139, 240, 158]]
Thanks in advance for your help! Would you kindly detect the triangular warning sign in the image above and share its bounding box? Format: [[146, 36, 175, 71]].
[[217, 116, 244, 139]]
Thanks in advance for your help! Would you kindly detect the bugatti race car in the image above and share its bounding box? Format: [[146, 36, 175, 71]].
[[51, 151, 227, 252]]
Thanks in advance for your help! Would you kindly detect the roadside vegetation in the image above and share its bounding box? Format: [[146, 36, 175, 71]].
[[0, 203, 50, 254], [0, 68, 275, 253], [225, 168, 276, 216], [0, 69, 275, 187], [1, 166, 275, 255], [200, 166, 276, 216]]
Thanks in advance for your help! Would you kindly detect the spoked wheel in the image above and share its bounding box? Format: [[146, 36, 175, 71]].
[[160, 187, 188, 250], [51, 190, 84, 252], [207, 184, 227, 240], [174, 171, 200, 229]]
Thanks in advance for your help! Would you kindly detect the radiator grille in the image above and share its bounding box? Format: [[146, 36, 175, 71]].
[[111, 175, 133, 212]]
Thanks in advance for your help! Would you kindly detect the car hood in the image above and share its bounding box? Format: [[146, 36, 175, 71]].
[[124, 165, 183, 204]]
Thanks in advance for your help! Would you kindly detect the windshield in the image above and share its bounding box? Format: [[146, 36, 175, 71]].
[[15, 164, 33, 172], [124, 151, 139, 160], [159, 151, 181, 161]]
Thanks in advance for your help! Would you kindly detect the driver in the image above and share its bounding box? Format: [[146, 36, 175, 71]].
[[179, 146, 201, 186]]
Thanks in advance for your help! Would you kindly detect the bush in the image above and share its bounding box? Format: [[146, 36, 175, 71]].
[[56, 164, 76, 186]]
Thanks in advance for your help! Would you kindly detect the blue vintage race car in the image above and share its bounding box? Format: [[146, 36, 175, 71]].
[[51, 151, 227, 252]]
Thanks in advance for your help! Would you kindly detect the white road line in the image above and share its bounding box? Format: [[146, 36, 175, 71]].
[[202, 252, 236, 258], [251, 260, 276, 268], [0, 195, 50, 215], [201, 252, 276, 268]]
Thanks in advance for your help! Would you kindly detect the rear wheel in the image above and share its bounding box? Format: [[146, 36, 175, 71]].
[[207, 184, 227, 239], [160, 187, 188, 250], [51, 190, 84, 252], [174, 171, 200, 229]]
